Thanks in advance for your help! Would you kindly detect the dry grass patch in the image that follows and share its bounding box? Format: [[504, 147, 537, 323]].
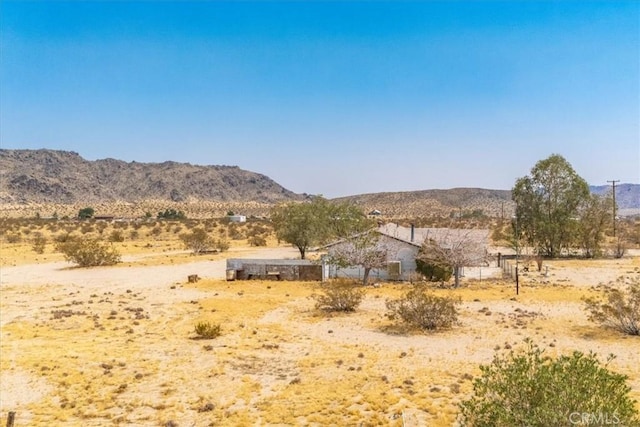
[[2, 254, 639, 426]]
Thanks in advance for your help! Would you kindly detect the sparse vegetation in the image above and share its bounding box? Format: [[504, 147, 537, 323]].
[[55, 237, 121, 267], [386, 285, 461, 331], [458, 339, 640, 426], [194, 321, 221, 339], [180, 228, 215, 254], [157, 209, 186, 220], [31, 232, 47, 253], [584, 278, 640, 335], [313, 279, 365, 312]]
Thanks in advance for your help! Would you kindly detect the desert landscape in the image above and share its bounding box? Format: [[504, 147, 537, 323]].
[[1, 216, 639, 426]]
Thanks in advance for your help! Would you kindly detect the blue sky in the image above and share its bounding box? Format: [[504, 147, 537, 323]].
[[1, 1, 638, 197]]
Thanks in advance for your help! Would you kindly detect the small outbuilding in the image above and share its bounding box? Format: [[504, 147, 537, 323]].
[[228, 214, 247, 223]]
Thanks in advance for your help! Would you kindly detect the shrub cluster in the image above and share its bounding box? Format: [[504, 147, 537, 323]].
[[458, 339, 640, 426], [386, 285, 460, 331]]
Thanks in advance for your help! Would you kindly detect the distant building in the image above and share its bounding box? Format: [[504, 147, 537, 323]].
[[228, 214, 246, 223], [368, 209, 382, 217]]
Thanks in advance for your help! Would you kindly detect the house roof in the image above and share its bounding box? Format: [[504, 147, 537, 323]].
[[318, 223, 489, 251], [377, 223, 490, 247]]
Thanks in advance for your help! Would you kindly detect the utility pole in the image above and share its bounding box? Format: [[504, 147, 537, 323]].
[[607, 180, 620, 237]]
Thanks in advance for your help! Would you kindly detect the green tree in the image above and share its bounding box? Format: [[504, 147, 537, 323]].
[[459, 340, 639, 426], [78, 207, 95, 220], [270, 197, 370, 259], [512, 154, 590, 258], [577, 193, 613, 258]]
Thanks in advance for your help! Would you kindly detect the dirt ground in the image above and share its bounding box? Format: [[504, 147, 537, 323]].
[[1, 247, 639, 426]]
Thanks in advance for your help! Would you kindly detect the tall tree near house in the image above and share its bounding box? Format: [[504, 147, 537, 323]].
[[416, 230, 486, 288], [270, 196, 371, 259], [512, 154, 591, 258], [577, 193, 613, 258], [328, 232, 388, 286]]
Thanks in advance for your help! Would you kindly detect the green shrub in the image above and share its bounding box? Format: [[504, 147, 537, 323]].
[[194, 321, 221, 339], [56, 237, 121, 267], [78, 207, 95, 219], [313, 279, 365, 312], [157, 209, 186, 220], [386, 285, 460, 331], [584, 278, 639, 336], [458, 339, 640, 426], [415, 258, 453, 282]]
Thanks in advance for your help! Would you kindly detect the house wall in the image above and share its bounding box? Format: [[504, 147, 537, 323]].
[[324, 235, 419, 281], [226, 259, 322, 281]]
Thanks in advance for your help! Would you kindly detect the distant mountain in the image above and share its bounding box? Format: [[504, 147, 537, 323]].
[[332, 188, 514, 218], [0, 149, 300, 204], [590, 184, 640, 210], [2, 149, 637, 218]]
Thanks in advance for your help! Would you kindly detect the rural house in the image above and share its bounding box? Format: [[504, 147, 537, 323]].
[[322, 223, 491, 282]]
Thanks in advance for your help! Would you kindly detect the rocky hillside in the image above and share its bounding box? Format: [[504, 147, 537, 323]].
[[590, 184, 640, 212], [0, 149, 300, 204], [333, 188, 514, 218]]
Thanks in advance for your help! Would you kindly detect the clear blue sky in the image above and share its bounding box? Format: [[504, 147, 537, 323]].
[[1, 1, 638, 198]]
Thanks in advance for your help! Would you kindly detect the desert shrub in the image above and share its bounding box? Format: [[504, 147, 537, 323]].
[[584, 279, 639, 335], [215, 238, 230, 252], [31, 232, 47, 254], [458, 339, 640, 426], [56, 237, 121, 267], [157, 209, 186, 220], [78, 207, 95, 219], [386, 285, 461, 331], [194, 321, 221, 339], [228, 223, 245, 240], [54, 232, 74, 243], [5, 233, 21, 243], [248, 235, 267, 247], [149, 226, 162, 237], [129, 230, 139, 240], [180, 228, 215, 254], [313, 279, 365, 312], [415, 258, 452, 282], [109, 230, 125, 242], [80, 224, 94, 234]]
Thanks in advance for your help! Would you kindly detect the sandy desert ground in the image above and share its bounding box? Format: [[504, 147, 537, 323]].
[[1, 244, 639, 426]]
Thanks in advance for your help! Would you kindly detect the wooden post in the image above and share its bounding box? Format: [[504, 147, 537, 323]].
[[6, 412, 15, 427], [516, 266, 519, 295]]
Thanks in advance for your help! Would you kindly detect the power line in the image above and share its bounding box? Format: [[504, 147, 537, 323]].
[[607, 180, 620, 237]]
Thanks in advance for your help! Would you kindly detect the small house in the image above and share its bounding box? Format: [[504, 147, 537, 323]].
[[228, 214, 247, 223]]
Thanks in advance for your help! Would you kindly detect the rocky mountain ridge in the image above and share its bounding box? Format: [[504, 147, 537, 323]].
[[0, 149, 300, 204]]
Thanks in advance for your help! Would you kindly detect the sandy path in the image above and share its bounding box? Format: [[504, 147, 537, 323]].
[[0, 246, 299, 288], [0, 246, 299, 327]]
